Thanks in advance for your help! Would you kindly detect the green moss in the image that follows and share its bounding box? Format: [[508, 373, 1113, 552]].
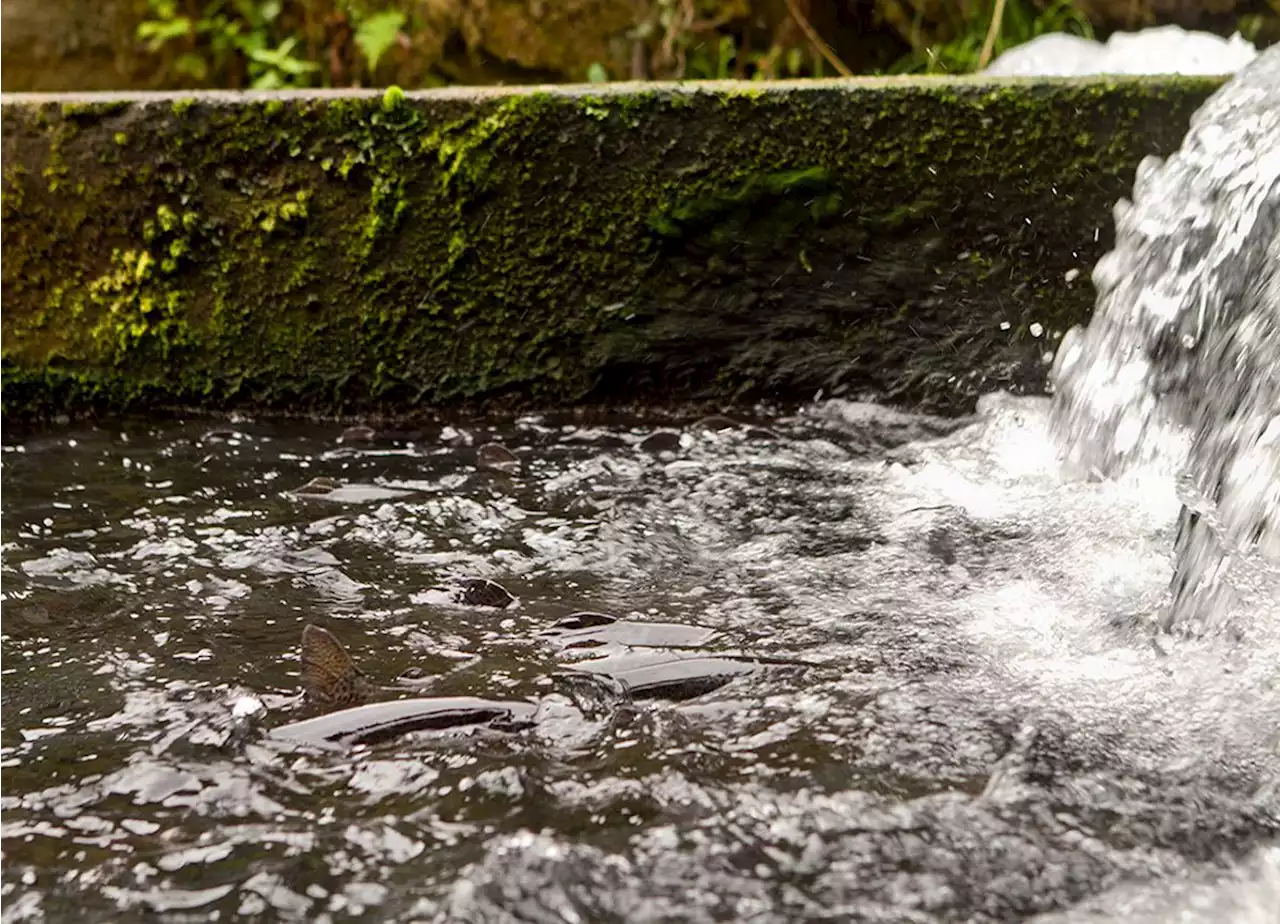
[[381, 85, 405, 112], [247, 189, 312, 236], [85, 248, 192, 359], [41, 119, 77, 194], [1, 77, 1226, 421], [1, 165, 28, 218], [60, 100, 130, 121], [650, 167, 840, 239]]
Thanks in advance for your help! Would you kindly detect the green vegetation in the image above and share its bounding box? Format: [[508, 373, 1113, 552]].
[[137, 0, 411, 88], [1, 78, 1223, 421], [127, 0, 1278, 90], [887, 0, 1095, 74]]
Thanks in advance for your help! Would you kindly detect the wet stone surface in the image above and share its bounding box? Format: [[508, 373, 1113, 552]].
[[2, 400, 1277, 922]]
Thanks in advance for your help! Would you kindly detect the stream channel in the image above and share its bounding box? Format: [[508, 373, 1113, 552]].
[[3, 399, 1277, 922]]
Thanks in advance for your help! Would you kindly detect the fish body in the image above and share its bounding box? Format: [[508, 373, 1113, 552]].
[[563, 649, 762, 701], [539, 612, 717, 650], [280, 608, 807, 749], [271, 697, 537, 750]]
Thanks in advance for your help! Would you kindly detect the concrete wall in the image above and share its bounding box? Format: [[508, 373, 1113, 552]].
[[1, 77, 1222, 421]]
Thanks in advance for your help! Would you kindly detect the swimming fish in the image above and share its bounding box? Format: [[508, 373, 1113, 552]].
[[276, 623, 534, 749], [274, 614, 810, 751], [270, 695, 538, 750], [301, 623, 377, 708], [443, 577, 517, 609], [298, 578, 518, 707], [538, 611, 717, 650], [476, 442, 521, 475]]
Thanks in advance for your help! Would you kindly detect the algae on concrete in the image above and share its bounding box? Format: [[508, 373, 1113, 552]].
[[1, 78, 1222, 421]]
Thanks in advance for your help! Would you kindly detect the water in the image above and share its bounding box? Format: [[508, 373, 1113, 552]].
[[1049, 43, 1280, 633], [6, 43, 1280, 924], [3, 402, 1278, 921]]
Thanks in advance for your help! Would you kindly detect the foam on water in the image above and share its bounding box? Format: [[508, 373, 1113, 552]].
[[1050, 44, 1280, 633], [3, 403, 1277, 921], [984, 25, 1259, 77]]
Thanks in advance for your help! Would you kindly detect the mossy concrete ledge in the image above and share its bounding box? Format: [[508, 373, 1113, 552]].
[[1, 78, 1222, 421]]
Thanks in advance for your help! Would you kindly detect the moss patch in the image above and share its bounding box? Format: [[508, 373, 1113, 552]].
[[1, 77, 1223, 421]]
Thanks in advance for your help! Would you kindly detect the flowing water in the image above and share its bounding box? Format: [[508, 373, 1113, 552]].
[[3, 400, 1278, 923], [5, 44, 1280, 924], [1049, 43, 1280, 634]]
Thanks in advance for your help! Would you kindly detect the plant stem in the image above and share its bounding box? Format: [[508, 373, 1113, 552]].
[[783, 0, 853, 78], [977, 0, 1009, 70]]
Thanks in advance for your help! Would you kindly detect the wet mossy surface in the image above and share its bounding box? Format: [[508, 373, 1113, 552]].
[[1, 78, 1223, 421]]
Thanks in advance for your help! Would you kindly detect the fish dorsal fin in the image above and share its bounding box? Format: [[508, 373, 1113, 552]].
[[302, 624, 371, 707]]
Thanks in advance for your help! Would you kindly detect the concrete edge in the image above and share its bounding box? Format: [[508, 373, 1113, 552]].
[[1, 77, 1224, 422]]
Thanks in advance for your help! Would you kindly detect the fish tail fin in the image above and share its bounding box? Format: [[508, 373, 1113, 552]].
[[301, 624, 371, 707]]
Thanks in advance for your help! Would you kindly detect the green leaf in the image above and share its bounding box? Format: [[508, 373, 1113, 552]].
[[174, 52, 209, 80], [246, 37, 320, 77], [234, 28, 266, 56], [137, 16, 194, 50], [250, 71, 287, 90], [716, 35, 735, 79], [354, 11, 406, 73], [231, 0, 274, 28]]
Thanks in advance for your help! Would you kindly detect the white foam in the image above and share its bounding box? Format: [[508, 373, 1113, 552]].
[[986, 25, 1258, 77]]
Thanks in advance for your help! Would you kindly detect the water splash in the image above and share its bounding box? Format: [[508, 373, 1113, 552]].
[[1050, 45, 1280, 633]]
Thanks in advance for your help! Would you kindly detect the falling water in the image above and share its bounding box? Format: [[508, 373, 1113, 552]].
[[1050, 44, 1280, 634]]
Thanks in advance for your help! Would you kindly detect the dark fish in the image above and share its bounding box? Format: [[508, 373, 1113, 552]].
[[339, 425, 376, 443], [539, 612, 813, 701], [539, 612, 717, 650], [690, 415, 740, 432], [7, 582, 126, 634], [691, 415, 779, 440], [432, 577, 517, 609], [546, 612, 615, 631], [199, 428, 246, 445], [272, 609, 813, 750], [293, 476, 343, 497], [477, 443, 521, 475], [301, 624, 376, 707], [562, 649, 768, 702], [638, 431, 681, 453], [281, 624, 533, 750], [270, 697, 538, 750]]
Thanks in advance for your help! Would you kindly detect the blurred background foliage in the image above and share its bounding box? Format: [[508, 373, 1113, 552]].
[[3, 0, 1278, 91]]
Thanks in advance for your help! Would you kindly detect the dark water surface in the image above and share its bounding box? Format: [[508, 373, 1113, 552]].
[[3, 400, 1277, 922]]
